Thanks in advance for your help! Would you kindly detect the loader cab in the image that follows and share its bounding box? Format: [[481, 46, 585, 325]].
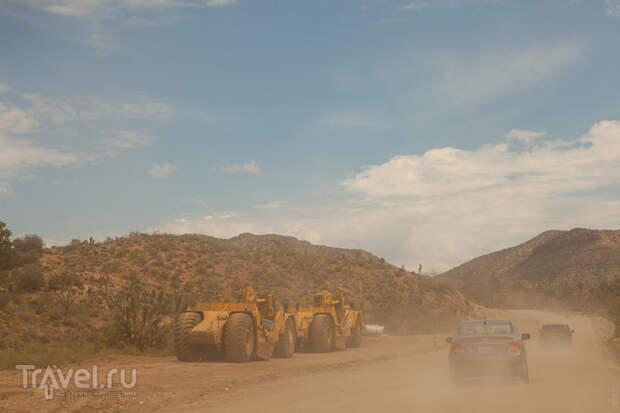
[[314, 291, 329, 306], [313, 291, 345, 322], [239, 286, 258, 303], [335, 296, 346, 322], [258, 292, 277, 318]]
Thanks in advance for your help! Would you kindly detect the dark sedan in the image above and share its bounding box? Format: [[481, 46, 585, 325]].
[[539, 323, 574, 346], [446, 319, 530, 384]]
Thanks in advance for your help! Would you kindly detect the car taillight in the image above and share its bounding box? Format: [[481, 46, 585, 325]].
[[508, 341, 522, 353], [450, 343, 465, 353]]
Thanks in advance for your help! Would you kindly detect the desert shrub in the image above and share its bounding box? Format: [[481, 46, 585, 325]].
[[113, 249, 126, 258], [132, 255, 147, 266], [48, 273, 83, 321], [165, 251, 178, 261], [11, 251, 42, 268], [0, 222, 13, 271], [103, 275, 171, 351], [14, 264, 45, 293], [0, 292, 13, 311], [432, 277, 458, 294], [0, 223, 44, 270], [32, 292, 54, 315], [103, 260, 122, 273], [66, 238, 82, 250], [12, 234, 44, 252]]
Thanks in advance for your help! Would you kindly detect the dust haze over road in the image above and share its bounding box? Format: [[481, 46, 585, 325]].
[[0, 310, 617, 412], [189, 310, 619, 413]]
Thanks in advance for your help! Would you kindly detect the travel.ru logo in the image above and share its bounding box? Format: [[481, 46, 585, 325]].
[[16, 365, 137, 400]]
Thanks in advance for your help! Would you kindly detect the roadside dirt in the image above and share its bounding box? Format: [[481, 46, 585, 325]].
[[0, 309, 617, 412], [0, 334, 442, 412]]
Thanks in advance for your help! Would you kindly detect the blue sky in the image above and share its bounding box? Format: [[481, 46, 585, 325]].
[[1, 0, 620, 270]]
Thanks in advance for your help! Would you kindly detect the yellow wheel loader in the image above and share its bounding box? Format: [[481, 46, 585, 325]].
[[174, 287, 296, 362], [288, 290, 365, 353]]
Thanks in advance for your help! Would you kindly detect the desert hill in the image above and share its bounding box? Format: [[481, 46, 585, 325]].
[[441, 228, 620, 284], [0, 230, 480, 368], [439, 228, 620, 328], [39, 232, 477, 332]]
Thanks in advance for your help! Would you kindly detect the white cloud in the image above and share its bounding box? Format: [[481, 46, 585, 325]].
[[2, 1, 237, 51], [78, 32, 123, 52], [402, 0, 504, 12], [76, 94, 174, 120], [344, 121, 620, 198], [16, 0, 238, 17], [0, 83, 11, 94], [22, 94, 77, 124], [104, 131, 153, 148], [253, 201, 286, 209], [215, 160, 262, 175], [606, 0, 620, 16], [0, 102, 39, 135], [403, 2, 425, 11], [0, 99, 81, 177], [0, 136, 81, 178], [402, 1, 445, 11], [3, 93, 172, 125], [0, 88, 172, 181], [0, 182, 12, 196], [506, 129, 546, 144], [432, 39, 585, 104], [125, 15, 181, 25], [148, 162, 176, 178], [41, 1, 95, 16], [206, 0, 237, 6], [154, 120, 620, 271]]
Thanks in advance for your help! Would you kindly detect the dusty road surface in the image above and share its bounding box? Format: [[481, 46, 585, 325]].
[[0, 310, 618, 412]]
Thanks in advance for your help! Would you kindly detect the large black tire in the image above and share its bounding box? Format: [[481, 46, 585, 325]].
[[274, 318, 296, 358], [223, 313, 255, 363], [174, 312, 202, 362], [347, 318, 362, 348], [310, 314, 333, 353]]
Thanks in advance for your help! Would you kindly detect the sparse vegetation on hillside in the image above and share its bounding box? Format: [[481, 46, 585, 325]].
[[0, 222, 43, 273], [440, 228, 620, 336], [0, 224, 478, 368], [0, 222, 12, 271]]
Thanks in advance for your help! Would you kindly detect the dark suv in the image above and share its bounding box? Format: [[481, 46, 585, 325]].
[[446, 319, 530, 384], [539, 324, 574, 346]]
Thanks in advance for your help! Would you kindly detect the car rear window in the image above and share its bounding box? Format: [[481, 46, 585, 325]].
[[457, 321, 513, 336], [542, 325, 569, 333]]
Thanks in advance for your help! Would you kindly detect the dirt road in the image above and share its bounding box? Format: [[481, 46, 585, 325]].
[[203, 310, 619, 413], [0, 310, 618, 412]]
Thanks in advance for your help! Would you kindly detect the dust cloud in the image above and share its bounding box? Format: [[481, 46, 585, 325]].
[[0, 310, 617, 412], [203, 310, 619, 413]]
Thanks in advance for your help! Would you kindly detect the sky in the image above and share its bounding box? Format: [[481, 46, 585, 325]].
[[1, 0, 620, 271]]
